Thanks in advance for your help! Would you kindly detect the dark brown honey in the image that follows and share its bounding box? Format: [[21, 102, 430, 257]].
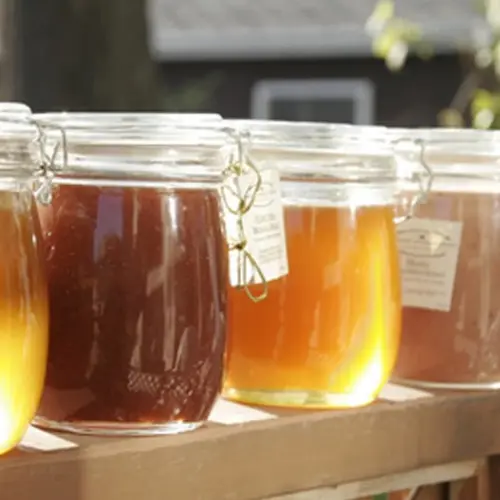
[[36, 185, 227, 429]]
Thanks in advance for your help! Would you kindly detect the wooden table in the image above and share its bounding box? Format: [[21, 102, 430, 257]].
[[1, 384, 500, 500]]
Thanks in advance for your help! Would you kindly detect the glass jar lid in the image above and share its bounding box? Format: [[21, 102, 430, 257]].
[[0, 104, 40, 174], [385, 127, 500, 177], [224, 119, 415, 185], [225, 119, 432, 212], [33, 113, 230, 188], [225, 119, 389, 155], [0, 102, 32, 116]]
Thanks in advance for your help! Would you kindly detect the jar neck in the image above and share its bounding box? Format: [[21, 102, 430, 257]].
[[281, 178, 402, 208]]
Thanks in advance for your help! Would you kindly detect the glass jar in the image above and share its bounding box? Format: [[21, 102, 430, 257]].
[[0, 107, 49, 454], [389, 128, 500, 390], [0, 103, 32, 115], [32, 113, 231, 435], [222, 120, 430, 409]]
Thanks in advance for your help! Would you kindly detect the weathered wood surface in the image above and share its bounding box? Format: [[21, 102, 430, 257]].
[[2, 391, 500, 500]]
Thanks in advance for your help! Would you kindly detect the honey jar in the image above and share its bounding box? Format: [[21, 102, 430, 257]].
[[390, 128, 500, 390], [0, 105, 52, 454], [222, 120, 431, 408], [32, 113, 233, 435]]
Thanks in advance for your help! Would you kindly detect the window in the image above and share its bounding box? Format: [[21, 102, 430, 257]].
[[250, 78, 375, 124]]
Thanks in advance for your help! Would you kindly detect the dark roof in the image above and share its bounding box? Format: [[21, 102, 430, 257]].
[[147, 0, 486, 61]]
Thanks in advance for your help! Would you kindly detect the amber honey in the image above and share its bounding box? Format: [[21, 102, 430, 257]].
[[224, 203, 401, 409], [393, 189, 500, 388], [0, 191, 48, 454]]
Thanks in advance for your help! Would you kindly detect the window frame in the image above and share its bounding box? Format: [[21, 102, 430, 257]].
[[250, 78, 375, 124]]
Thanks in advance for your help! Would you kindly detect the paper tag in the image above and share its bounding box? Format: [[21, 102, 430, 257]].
[[397, 217, 463, 312], [19, 425, 78, 452], [223, 164, 288, 287]]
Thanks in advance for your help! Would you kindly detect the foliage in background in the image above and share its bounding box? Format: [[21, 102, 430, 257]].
[[163, 73, 222, 112], [3, 0, 222, 113], [366, 0, 500, 129]]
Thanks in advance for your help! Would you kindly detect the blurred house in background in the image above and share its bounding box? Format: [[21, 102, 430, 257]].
[[148, 0, 482, 126]]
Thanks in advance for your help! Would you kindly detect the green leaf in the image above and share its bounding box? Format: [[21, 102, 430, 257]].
[[372, 30, 401, 59], [472, 89, 495, 112], [438, 108, 465, 128], [371, 0, 395, 23], [392, 20, 422, 43], [471, 89, 500, 130], [474, 0, 487, 16]]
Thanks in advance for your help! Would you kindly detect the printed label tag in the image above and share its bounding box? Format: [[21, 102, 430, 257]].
[[223, 164, 288, 287], [397, 217, 463, 312]]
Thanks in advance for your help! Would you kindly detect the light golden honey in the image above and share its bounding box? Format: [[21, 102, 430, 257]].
[[0, 191, 48, 454], [224, 203, 401, 408]]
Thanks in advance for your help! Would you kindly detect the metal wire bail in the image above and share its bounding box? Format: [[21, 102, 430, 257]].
[[392, 137, 434, 224], [221, 126, 268, 303], [0, 114, 67, 204], [31, 119, 68, 205]]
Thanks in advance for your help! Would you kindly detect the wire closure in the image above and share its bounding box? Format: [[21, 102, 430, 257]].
[[0, 115, 68, 205], [31, 119, 68, 205], [392, 137, 434, 224], [221, 127, 269, 303]]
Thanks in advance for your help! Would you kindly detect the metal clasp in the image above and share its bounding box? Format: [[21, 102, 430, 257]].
[[392, 137, 434, 224], [31, 119, 68, 205], [221, 126, 268, 303], [0, 115, 67, 204]]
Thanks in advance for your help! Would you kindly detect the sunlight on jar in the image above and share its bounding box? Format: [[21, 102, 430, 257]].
[[0, 191, 48, 455], [225, 204, 401, 409]]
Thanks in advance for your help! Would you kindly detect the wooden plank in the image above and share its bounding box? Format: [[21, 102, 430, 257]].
[[486, 456, 500, 499], [265, 461, 477, 500], [416, 485, 444, 500], [476, 460, 489, 500], [448, 479, 473, 500], [1, 392, 500, 500], [476, 455, 500, 500]]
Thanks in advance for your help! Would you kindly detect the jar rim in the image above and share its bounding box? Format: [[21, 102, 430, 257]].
[[0, 103, 36, 140], [0, 102, 32, 116], [225, 119, 385, 136], [36, 112, 222, 127]]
